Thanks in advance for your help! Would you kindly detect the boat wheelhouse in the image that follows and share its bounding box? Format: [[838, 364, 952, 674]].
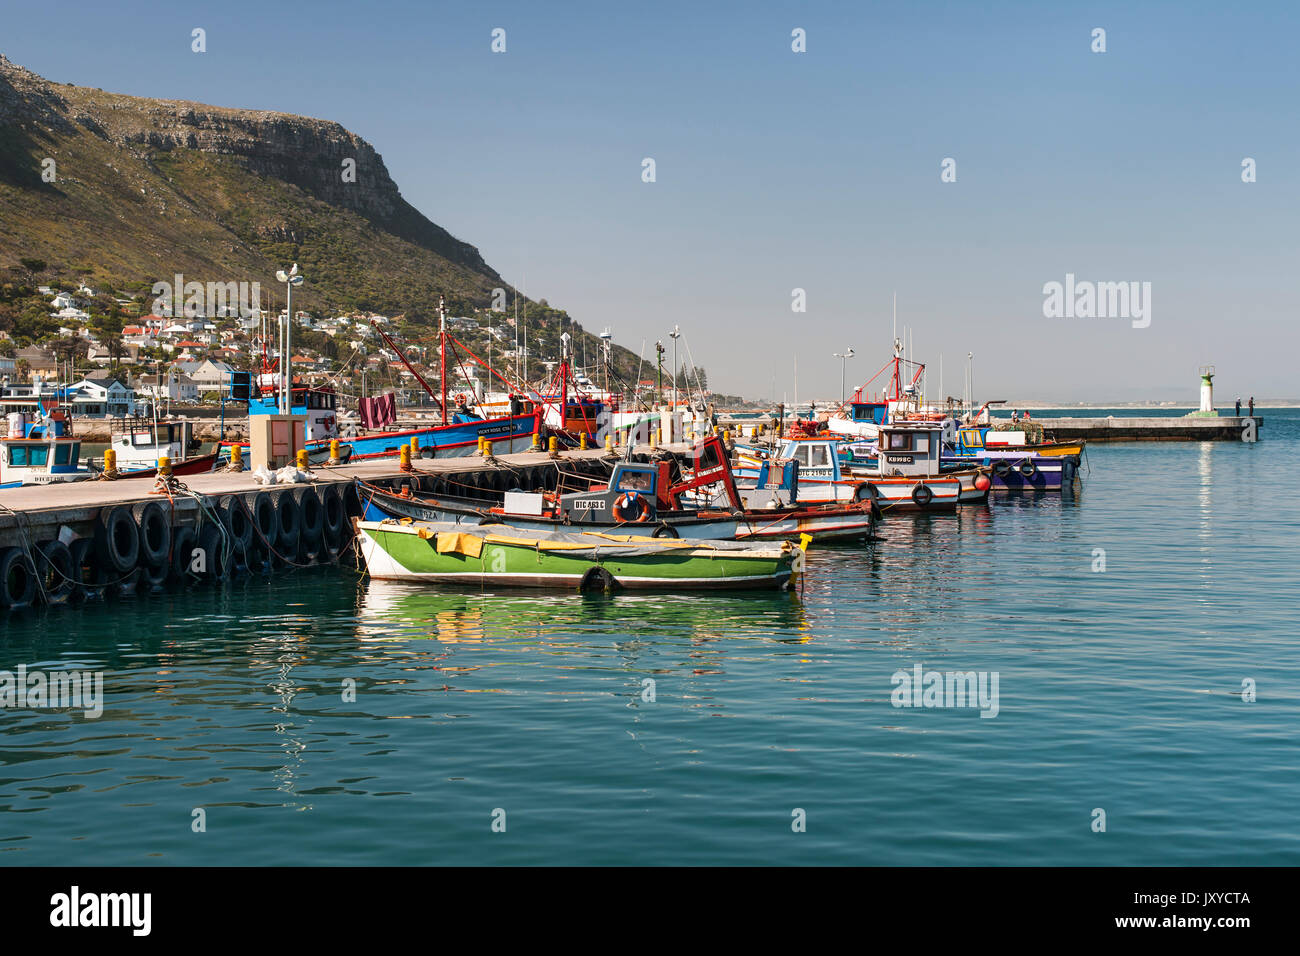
[[0, 414, 88, 487], [110, 419, 201, 470], [826, 399, 890, 439], [248, 383, 339, 442]]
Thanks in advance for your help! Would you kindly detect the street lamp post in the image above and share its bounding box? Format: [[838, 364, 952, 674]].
[[833, 347, 855, 403], [967, 351, 974, 417], [669, 326, 681, 410], [654, 341, 665, 406], [275, 263, 304, 413]]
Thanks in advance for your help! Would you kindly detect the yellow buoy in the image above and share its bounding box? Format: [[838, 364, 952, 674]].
[[103, 448, 116, 474], [296, 448, 309, 470], [329, 439, 340, 463], [580, 432, 589, 450], [158, 455, 172, 477], [399, 444, 412, 471], [229, 443, 242, 468], [548, 436, 559, 458]]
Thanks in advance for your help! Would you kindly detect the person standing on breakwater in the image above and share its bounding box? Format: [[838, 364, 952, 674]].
[[1235, 397, 1242, 415], [1249, 397, 1255, 416]]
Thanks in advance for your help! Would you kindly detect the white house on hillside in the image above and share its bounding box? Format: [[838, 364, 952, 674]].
[[69, 377, 136, 418], [175, 358, 236, 396], [50, 292, 87, 311], [135, 371, 199, 403]]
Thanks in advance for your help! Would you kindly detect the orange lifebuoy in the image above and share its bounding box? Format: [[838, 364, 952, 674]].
[[613, 492, 650, 522]]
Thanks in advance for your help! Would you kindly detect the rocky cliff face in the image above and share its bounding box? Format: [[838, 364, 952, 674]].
[[0, 53, 492, 276]]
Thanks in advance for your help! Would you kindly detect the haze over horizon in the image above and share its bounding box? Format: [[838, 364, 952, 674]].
[[3, 0, 1296, 403]]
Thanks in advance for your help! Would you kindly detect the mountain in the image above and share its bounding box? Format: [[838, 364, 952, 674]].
[[0, 54, 643, 382]]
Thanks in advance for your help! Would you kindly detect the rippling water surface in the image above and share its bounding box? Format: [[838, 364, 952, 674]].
[[2, 409, 1297, 865]]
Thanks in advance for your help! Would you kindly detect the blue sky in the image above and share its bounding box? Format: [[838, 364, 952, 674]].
[[5, 1, 1298, 400]]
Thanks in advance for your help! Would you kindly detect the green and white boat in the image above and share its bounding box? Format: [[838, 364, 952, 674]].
[[356, 519, 808, 591]]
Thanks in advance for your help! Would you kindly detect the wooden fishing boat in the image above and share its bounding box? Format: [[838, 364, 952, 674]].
[[356, 519, 808, 591], [85, 451, 222, 479], [357, 436, 877, 542], [0, 411, 90, 487], [870, 421, 991, 508], [734, 426, 989, 512], [220, 298, 539, 465]]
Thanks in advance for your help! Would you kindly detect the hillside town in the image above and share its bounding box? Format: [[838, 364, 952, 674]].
[[0, 266, 656, 424]]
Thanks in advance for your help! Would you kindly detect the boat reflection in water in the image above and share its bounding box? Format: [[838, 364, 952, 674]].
[[356, 579, 811, 648]]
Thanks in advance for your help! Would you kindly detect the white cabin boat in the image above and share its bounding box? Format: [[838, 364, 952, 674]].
[[0, 413, 88, 487], [111, 420, 199, 471]]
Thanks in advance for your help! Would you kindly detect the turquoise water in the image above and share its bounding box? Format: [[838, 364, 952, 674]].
[[2, 409, 1297, 865]]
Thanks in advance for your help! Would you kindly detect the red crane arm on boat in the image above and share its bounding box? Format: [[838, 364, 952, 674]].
[[370, 320, 443, 413], [445, 335, 528, 393], [850, 354, 926, 404], [667, 436, 744, 511]]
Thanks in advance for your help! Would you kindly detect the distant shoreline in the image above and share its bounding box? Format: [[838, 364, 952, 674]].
[[997, 403, 1297, 411]]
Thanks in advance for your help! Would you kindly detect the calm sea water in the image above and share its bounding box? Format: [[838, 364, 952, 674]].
[[2, 409, 1297, 865]]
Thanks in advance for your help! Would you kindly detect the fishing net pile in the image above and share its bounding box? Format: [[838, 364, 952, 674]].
[[989, 420, 1045, 443]]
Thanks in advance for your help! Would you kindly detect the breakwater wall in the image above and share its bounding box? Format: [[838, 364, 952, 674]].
[[1040, 416, 1262, 442]]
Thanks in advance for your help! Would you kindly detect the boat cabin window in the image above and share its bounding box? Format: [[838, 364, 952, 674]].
[[9, 444, 49, 467], [616, 469, 654, 493], [960, 429, 983, 448], [794, 444, 832, 468], [696, 441, 723, 472], [53, 443, 71, 466], [884, 432, 913, 451], [852, 402, 886, 424]]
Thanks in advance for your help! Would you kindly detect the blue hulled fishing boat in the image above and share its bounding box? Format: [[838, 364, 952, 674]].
[[219, 299, 541, 463]]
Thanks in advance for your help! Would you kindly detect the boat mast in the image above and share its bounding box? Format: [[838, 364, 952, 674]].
[[560, 332, 570, 417], [439, 295, 448, 421]]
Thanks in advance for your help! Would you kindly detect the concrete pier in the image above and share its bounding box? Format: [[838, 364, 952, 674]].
[[0, 449, 619, 541], [1040, 416, 1261, 442], [0, 448, 622, 608]]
